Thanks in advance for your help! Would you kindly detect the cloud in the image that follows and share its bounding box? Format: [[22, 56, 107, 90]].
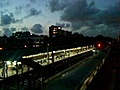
[[71, 21, 85, 30], [88, 0, 95, 8], [24, 8, 41, 18], [66, 23, 71, 28], [0, 0, 10, 8], [60, 0, 100, 23], [11, 27, 16, 31], [15, 4, 31, 15], [31, 24, 43, 33], [49, 0, 120, 38], [0, 13, 22, 25], [75, 24, 120, 38], [14, 3, 41, 22], [55, 22, 70, 28], [2, 28, 12, 37], [95, 1, 120, 26], [21, 26, 28, 31], [49, 0, 68, 12], [2, 27, 17, 37], [29, 0, 37, 3], [25, 3, 31, 9], [15, 5, 24, 15], [1, 13, 15, 25], [49, 0, 100, 29]]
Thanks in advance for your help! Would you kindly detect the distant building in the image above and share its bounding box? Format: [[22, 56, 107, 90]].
[[12, 31, 48, 48], [49, 25, 71, 38], [0, 36, 7, 48], [49, 25, 72, 46], [12, 31, 31, 38]]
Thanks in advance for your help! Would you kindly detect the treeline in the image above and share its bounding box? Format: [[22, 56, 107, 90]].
[[0, 34, 113, 50]]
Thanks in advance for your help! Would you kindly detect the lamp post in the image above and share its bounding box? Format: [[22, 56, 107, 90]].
[[52, 51, 55, 63], [2, 61, 5, 79], [47, 44, 49, 64]]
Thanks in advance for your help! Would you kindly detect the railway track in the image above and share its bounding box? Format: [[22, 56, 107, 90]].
[[86, 42, 120, 90]]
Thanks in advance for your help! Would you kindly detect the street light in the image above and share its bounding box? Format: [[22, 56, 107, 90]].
[[47, 44, 49, 64], [52, 51, 55, 63]]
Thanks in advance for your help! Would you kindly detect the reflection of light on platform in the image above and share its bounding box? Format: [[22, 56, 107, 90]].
[[6, 61, 11, 65]]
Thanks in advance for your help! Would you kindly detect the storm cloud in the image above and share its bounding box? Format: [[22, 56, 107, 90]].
[[49, 0, 100, 29], [49, 0, 120, 37], [79, 25, 120, 38], [95, 2, 120, 26], [31, 24, 43, 33], [60, 0, 100, 27], [49, 0, 68, 12]]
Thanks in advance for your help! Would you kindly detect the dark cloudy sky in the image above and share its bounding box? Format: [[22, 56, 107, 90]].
[[0, 0, 120, 38]]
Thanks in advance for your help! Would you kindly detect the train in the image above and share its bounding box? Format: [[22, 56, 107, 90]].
[[43, 45, 111, 90]]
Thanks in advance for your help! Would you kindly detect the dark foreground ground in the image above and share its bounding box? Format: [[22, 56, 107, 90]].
[[86, 42, 120, 90]]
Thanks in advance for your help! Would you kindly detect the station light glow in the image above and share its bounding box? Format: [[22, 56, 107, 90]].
[[0, 47, 3, 50], [6, 61, 11, 65], [98, 43, 101, 47]]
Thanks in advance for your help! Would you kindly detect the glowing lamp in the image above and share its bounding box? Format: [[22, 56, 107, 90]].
[[98, 43, 101, 47]]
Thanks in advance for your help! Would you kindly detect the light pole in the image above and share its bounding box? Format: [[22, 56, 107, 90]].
[[52, 51, 55, 63], [16, 61, 20, 90], [47, 44, 49, 64], [2, 61, 5, 79]]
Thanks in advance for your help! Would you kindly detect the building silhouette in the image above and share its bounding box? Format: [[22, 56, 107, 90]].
[[49, 25, 71, 38]]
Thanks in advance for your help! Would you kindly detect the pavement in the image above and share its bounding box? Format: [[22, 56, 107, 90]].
[[86, 42, 120, 90]]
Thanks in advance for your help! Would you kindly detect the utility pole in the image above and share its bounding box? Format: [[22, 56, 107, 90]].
[[47, 44, 49, 64], [16, 61, 19, 90], [52, 48, 54, 63]]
